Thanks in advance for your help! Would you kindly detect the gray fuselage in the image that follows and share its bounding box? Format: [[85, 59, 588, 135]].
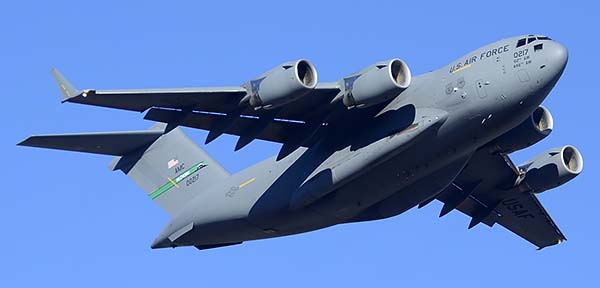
[[152, 35, 568, 248]]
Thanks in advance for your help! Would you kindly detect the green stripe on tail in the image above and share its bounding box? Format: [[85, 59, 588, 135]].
[[149, 162, 208, 199]]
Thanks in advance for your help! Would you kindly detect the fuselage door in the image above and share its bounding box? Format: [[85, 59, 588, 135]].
[[476, 79, 488, 98]]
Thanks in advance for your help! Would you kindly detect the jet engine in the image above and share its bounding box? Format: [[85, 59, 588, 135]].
[[489, 106, 554, 154], [519, 145, 583, 194], [342, 59, 411, 108], [245, 59, 318, 110]]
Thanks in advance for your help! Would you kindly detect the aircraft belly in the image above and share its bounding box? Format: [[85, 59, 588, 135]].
[[289, 107, 448, 210], [169, 107, 469, 244], [347, 152, 472, 222], [309, 137, 471, 222], [174, 219, 264, 246], [243, 107, 448, 234]]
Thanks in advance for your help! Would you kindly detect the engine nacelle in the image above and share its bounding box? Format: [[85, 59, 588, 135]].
[[246, 59, 318, 110], [520, 145, 583, 193], [489, 106, 554, 154], [342, 59, 411, 108]]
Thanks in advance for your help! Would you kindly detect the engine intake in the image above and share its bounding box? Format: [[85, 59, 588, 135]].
[[489, 106, 554, 154], [246, 59, 318, 110], [520, 145, 583, 193], [342, 59, 411, 108]]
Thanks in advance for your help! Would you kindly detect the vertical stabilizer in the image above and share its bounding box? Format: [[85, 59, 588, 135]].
[[109, 126, 230, 216]]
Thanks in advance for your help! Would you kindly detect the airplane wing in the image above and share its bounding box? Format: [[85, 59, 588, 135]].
[[53, 69, 340, 121], [52, 69, 341, 148], [435, 148, 566, 249]]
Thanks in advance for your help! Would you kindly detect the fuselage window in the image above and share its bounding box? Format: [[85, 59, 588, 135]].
[[517, 38, 526, 48]]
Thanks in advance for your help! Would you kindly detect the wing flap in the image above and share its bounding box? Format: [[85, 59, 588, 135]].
[[144, 108, 307, 144]]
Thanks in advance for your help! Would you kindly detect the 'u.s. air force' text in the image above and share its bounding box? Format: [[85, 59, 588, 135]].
[[449, 44, 510, 73]]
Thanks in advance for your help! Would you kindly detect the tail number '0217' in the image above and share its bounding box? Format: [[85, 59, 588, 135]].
[[186, 174, 199, 186], [514, 49, 528, 58]]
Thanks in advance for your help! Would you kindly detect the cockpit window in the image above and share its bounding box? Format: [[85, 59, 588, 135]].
[[517, 36, 552, 48], [534, 43, 544, 51]]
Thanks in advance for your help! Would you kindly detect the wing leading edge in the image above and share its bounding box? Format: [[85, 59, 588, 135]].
[[52, 69, 341, 121]]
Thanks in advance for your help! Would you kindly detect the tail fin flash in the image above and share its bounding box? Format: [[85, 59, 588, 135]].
[[110, 126, 230, 216], [19, 125, 229, 216]]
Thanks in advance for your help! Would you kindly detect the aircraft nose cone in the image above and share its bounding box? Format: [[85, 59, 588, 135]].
[[548, 41, 568, 72]]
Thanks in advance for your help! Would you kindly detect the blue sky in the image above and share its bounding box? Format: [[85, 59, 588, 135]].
[[2, 0, 598, 286]]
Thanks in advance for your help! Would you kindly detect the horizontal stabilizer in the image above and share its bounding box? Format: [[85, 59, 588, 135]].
[[18, 125, 166, 156]]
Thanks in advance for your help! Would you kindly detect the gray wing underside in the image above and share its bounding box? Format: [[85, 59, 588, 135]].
[[144, 108, 308, 145], [61, 83, 341, 120], [63, 85, 340, 120], [53, 69, 341, 146], [435, 149, 566, 249]]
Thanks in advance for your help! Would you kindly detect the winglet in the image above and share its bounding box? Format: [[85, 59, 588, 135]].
[[51, 68, 79, 102]]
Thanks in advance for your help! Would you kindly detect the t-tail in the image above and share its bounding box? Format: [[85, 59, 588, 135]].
[[18, 124, 230, 216]]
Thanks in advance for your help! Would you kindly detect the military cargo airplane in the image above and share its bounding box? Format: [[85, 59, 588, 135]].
[[19, 34, 583, 250]]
